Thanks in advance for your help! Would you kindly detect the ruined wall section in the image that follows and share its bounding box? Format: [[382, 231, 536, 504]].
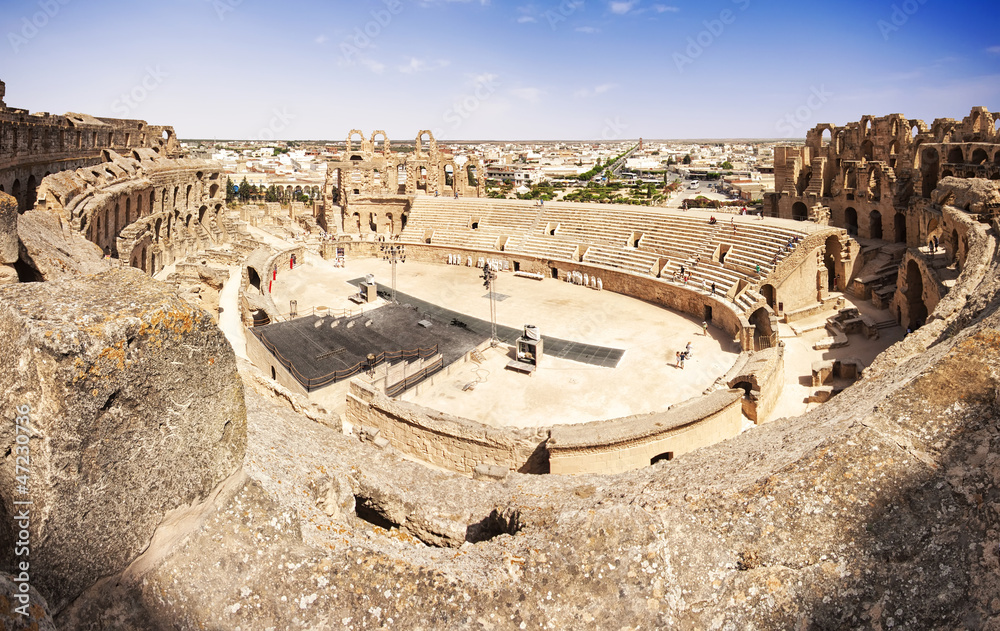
[[326, 129, 485, 237], [0, 81, 180, 213], [30, 149, 226, 276], [769, 108, 1000, 249]]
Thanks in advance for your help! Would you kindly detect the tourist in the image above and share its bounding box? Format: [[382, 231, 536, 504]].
[[934, 234, 940, 249], [711, 281, 716, 295], [755, 264, 761, 276], [680, 264, 685, 276], [709, 216, 716, 225], [702, 320, 708, 336], [685, 341, 692, 357], [678, 352, 685, 369]]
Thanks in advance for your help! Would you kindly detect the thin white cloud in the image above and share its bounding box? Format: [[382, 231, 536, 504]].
[[987, 46, 1000, 55], [398, 58, 451, 74], [517, 15, 536, 23], [652, 4, 680, 12], [610, 1, 638, 15], [576, 26, 601, 34], [315, 35, 328, 45]]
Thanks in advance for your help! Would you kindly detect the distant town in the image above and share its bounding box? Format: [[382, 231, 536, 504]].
[[182, 137, 797, 209]]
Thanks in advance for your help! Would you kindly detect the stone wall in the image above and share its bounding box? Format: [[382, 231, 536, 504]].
[[396, 242, 748, 347], [725, 345, 785, 423], [547, 389, 743, 475], [29, 149, 226, 275], [346, 380, 548, 474], [0, 81, 180, 213]]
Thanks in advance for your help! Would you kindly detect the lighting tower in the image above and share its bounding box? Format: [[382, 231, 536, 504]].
[[379, 239, 406, 303], [482, 264, 499, 347]]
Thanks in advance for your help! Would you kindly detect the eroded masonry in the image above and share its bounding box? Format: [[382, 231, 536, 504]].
[[1, 79, 1000, 629]]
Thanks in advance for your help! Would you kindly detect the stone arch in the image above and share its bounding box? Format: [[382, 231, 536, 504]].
[[126, 197, 132, 223], [905, 259, 927, 330], [416, 130, 436, 156], [920, 147, 939, 198], [893, 211, 906, 244], [760, 284, 776, 309], [869, 210, 883, 239], [971, 148, 988, 166], [352, 212, 361, 233], [819, 126, 833, 147], [368, 212, 378, 232], [824, 234, 843, 290], [946, 146, 964, 164], [792, 201, 808, 221], [385, 212, 394, 234], [347, 130, 365, 153], [155, 217, 162, 242], [796, 170, 812, 196], [749, 307, 774, 342], [444, 164, 455, 189], [868, 167, 882, 201], [370, 130, 390, 154], [845, 207, 858, 235], [861, 139, 874, 161], [466, 163, 479, 187]]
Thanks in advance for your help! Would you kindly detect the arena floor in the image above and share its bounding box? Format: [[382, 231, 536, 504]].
[[267, 248, 905, 429]]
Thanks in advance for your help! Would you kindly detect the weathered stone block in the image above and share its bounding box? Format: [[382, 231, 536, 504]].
[[0, 269, 247, 613], [0, 191, 18, 264]]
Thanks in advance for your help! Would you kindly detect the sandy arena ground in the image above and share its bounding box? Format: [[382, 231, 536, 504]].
[[258, 247, 906, 429]]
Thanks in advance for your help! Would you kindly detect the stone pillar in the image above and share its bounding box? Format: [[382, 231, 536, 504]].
[[0, 191, 19, 284]]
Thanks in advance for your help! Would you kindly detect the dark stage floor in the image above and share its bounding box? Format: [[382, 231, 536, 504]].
[[251, 305, 488, 389], [347, 279, 626, 368]]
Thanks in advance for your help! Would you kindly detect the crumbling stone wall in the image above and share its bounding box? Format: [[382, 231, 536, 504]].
[[324, 129, 486, 237], [0, 79, 179, 213], [29, 149, 227, 275], [771, 107, 1000, 245], [546, 389, 743, 474]]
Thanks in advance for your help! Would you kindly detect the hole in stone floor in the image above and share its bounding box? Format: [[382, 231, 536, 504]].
[[465, 508, 524, 543]]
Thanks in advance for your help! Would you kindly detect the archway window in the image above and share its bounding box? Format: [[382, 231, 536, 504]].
[[869, 210, 883, 240]]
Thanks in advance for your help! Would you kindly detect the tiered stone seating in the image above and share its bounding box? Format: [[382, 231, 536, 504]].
[[396, 198, 814, 300]]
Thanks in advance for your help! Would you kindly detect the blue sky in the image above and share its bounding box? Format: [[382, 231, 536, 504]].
[[1, 0, 997, 140]]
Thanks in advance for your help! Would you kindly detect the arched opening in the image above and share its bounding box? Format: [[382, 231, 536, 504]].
[[253, 309, 270, 327], [369, 213, 378, 232], [749, 307, 774, 347], [400, 213, 408, 231], [820, 128, 832, 147], [444, 164, 454, 189], [864, 118, 872, 136], [385, 212, 394, 234], [140, 246, 147, 273], [868, 169, 881, 201], [845, 207, 858, 235], [25, 174, 37, 211], [971, 148, 988, 166], [920, 147, 939, 198], [11, 179, 21, 211], [126, 198, 132, 223], [397, 164, 407, 194], [893, 212, 906, 244], [650, 452, 673, 466], [154, 217, 162, 242], [352, 212, 361, 233], [467, 164, 479, 187], [946, 146, 963, 164], [248, 267, 261, 292], [861, 139, 874, 161], [417, 167, 428, 192], [824, 235, 843, 290], [905, 260, 927, 330], [760, 284, 776, 309], [869, 210, 883, 239], [911, 124, 920, 140], [792, 201, 808, 221], [210, 183, 219, 198], [846, 167, 858, 190]]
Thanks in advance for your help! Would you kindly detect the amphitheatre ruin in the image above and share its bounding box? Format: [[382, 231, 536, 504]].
[[1, 75, 1000, 629]]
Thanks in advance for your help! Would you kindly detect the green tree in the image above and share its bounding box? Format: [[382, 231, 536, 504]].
[[225, 177, 236, 203], [720, 161, 734, 170], [682, 154, 691, 165], [238, 177, 250, 202]]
